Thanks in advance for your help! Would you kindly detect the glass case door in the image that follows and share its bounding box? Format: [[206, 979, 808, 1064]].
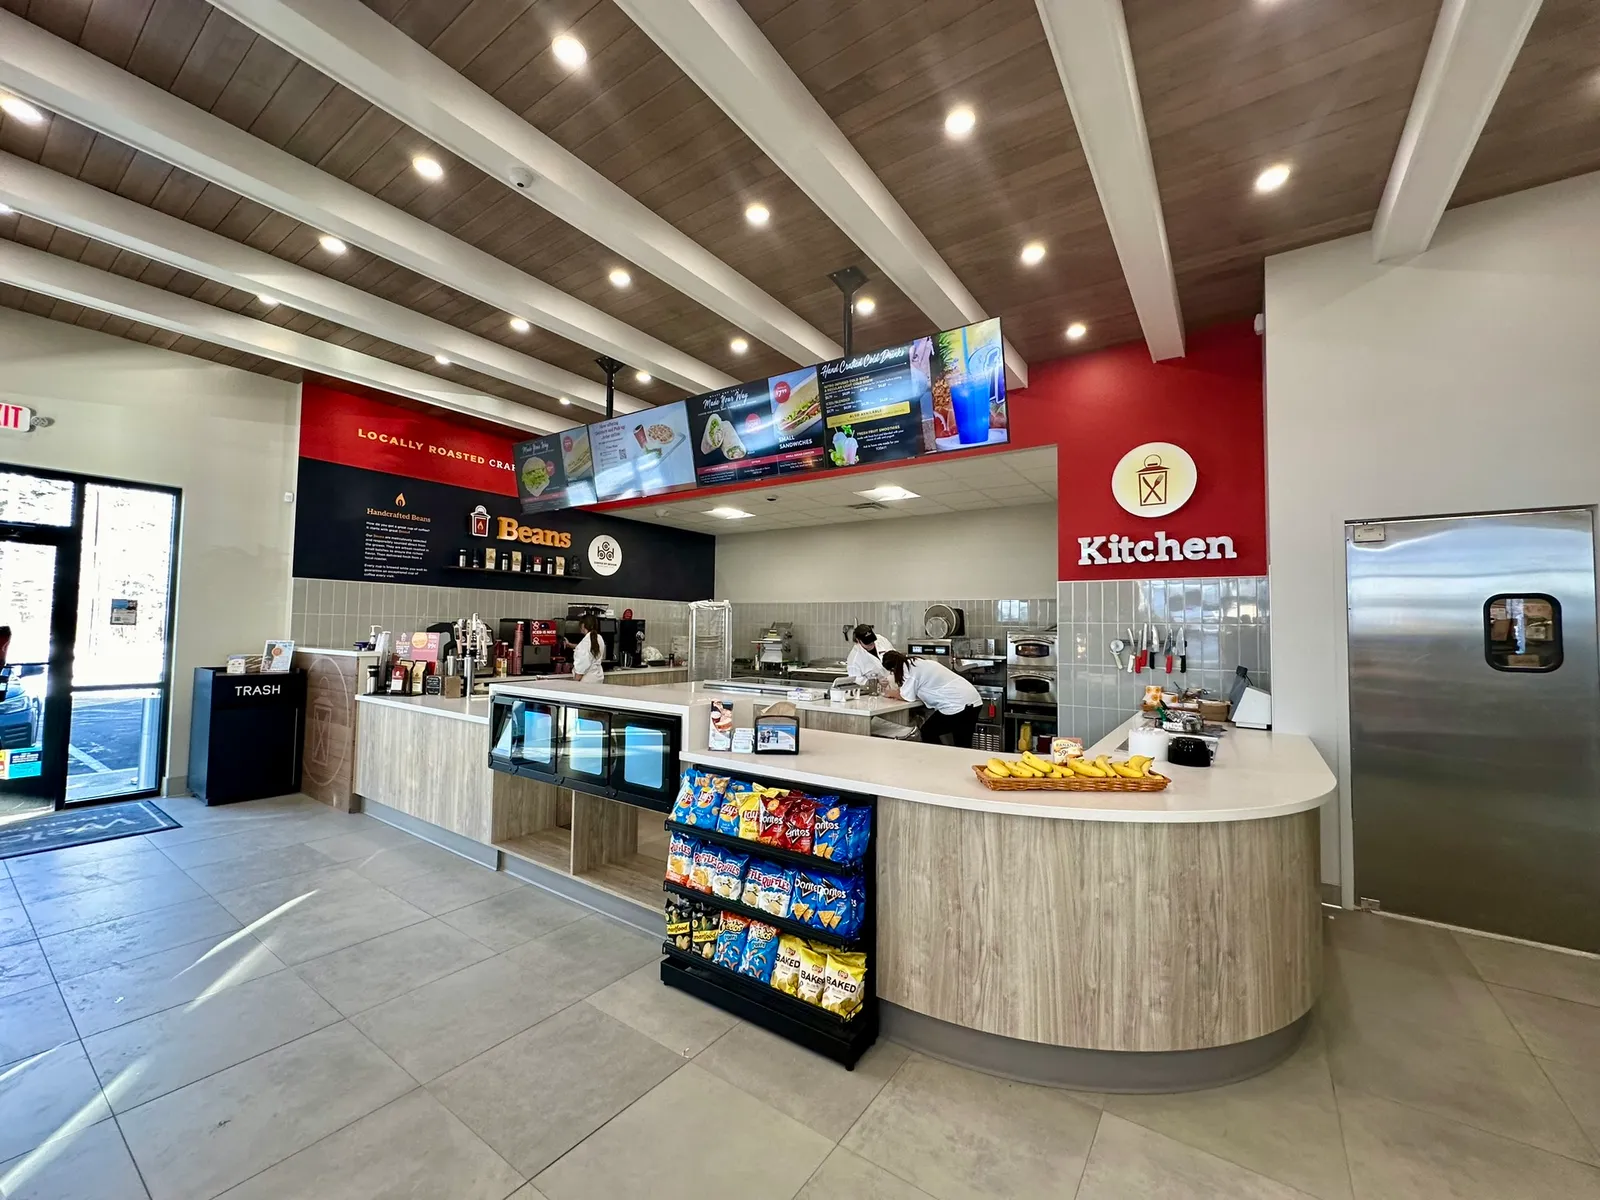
[[560, 706, 612, 791], [609, 710, 679, 811]]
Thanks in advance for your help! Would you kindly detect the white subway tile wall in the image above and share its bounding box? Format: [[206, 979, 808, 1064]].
[[290, 578, 692, 651], [731, 598, 1059, 667], [1057, 575, 1271, 745]]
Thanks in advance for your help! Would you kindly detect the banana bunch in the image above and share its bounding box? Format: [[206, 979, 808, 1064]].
[[984, 752, 1159, 781]]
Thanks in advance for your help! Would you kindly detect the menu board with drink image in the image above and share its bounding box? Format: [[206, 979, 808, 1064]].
[[589, 400, 696, 502], [686, 367, 826, 487], [515, 427, 597, 514], [928, 317, 1007, 451]]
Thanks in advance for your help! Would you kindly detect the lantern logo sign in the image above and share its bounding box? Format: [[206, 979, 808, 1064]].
[[1111, 442, 1197, 518]]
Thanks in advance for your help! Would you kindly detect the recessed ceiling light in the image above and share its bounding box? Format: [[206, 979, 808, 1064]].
[[1066, 321, 1088, 341], [730, 337, 749, 354], [0, 97, 45, 126], [559, 397, 571, 406], [509, 316, 530, 333], [552, 34, 587, 69], [635, 370, 651, 384], [608, 268, 631, 288], [257, 293, 279, 307], [855, 485, 918, 502], [318, 234, 348, 255], [944, 106, 976, 139], [854, 297, 876, 316], [707, 506, 754, 520], [1020, 241, 1046, 267], [412, 155, 443, 180], [434, 354, 451, 365], [744, 202, 770, 226], [1254, 163, 1291, 193]]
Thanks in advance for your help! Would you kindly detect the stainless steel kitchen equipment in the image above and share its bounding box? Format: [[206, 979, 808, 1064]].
[[1007, 630, 1058, 671], [751, 622, 796, 672], [1005, 670, 1057, 708], [905, 638, 954, 660], [688, 600, 733, 682], [921, 604, 965, 639], [1347, 508, 1600, 952]]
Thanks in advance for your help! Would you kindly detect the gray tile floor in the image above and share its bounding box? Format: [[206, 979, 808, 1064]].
[[0, 794, 1597, 1199]]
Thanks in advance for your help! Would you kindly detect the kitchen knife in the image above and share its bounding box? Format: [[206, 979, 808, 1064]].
[[1179, 628, 1188, 676], [1164, 630, 1174, 675]]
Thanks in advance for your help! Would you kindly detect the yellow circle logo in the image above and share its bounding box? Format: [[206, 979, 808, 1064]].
[[1111, 442, 1197, 518]]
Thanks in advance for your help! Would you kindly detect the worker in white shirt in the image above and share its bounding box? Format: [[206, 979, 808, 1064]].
[[879, 651, 982, 748], [568, 613, 606, 683], [845, 624, 894, 686]]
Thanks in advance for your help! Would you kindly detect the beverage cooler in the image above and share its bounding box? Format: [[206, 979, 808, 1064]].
[[488, 694, 680, 811]]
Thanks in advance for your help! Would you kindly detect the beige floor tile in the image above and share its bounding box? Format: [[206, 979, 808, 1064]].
[[429, 1001, 682, 1176], [209, 865, 370, 922], [841, 1052, 1101, 1200], [1493, 985, 1600, 1070], [8, 844, 176, 906], [300, 823, 415, 865], [347, 839, 475, 888], [1322, 911, 1478, 975], [0, 983, 78, 1068], [0, 1115, 148, 1200], [0, 940, 53, 1000], [795, 1147, 935, 1199], [534, 1064, 831, 1200], [506, 1188, 549, 1200], [38, 896, 240, 982], [213, 868, 430, 966], [501, 913, 663, 996], [379, 858, 523, 916], [1545, 1061, 1600, 1151], [1078, 1113, 1310, 1199], [4, 833, 156, 876], [435, 885, 589, 952], [1456, 935, 1600, 1008], [695, 1019, 909, 1141], [0, 904, 34, 949], [1104, 1026, 1350, 1200], [215, 1089, 523, 1200], [83, 970, 340, 1112], [1323, 945, 1523, 1049], [1327, 1016, 1595, 1163], [25, 872, 208, 940], [293, 918, 494, 1016], [0, 877, 21, 910], [182, 842, 340, 895], [587, 962, 736, 1057], [60, 930, 285, 1037], [153, 824, 326, 870], [1339, 1086, 1600, 1199], [117, 1022, 414, 1200], [0, 1042, 111, 1162]]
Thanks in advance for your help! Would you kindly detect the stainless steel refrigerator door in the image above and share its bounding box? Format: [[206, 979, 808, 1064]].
[[1347, 508, 1600, 952]]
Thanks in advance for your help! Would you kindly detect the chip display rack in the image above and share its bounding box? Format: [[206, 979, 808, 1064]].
[[659, 767, 879, 1069]]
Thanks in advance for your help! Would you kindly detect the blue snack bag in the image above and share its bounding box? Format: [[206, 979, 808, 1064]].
[[669, 769, 701, 824], [717, 780, 758, 837], [712, 913, 750, 970], [811, 799, 848, 862], [792, 871, 861, 937], [841, 806, 872, 864], [688, 774, 729, 828], [737, 920, 781, 983]]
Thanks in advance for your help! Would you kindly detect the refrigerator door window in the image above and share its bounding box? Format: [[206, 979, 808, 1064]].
[[565, 709, 610, 780], [490, 698, 520, 761], [610, 712, 680, 809], [519, 702, 559, 767], [1485, 594, 1563, 672], [621, 721, 668, 791]]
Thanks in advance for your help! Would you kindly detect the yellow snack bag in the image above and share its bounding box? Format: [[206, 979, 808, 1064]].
[[821, 950, 867, 1017], [770, 935, 806, 996], [795, 941, 829, 1005], [736, 789, 763, 841]]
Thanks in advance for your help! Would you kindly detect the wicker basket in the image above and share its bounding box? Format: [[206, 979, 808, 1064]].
[[970, 764, 1171, 792]]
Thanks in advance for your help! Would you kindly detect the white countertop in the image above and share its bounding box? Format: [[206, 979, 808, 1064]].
[[680, 714, 1334, 824], [489, 678, 918, 719], [356, 693, 490, 724], [292, 647, 377, 658]]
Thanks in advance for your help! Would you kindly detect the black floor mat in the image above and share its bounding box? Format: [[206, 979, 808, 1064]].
[[0, 800, 181, 860]]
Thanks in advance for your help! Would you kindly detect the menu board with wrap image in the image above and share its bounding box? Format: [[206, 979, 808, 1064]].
[[591, 400, 696, 501], [927, 317, 1008, 451], [514, 427, 596, 514], [687, 367, 826, 486]]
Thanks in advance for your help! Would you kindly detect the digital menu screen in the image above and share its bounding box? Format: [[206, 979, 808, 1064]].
[[590, 400, 697, 502], [927, 318, 1008, 452], [514, 427, 596, 514], [686, 367, 826, 487]]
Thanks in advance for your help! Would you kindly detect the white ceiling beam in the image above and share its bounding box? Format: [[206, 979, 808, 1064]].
[[1034, 0, 1183, 361], [0, 11, 731, 396], [0, 239, 570, 435], [0, 152, 641, 417], [203, 0, 842, 369], [614, 0, 1028, 389], [1371, 0, 1541, 262]]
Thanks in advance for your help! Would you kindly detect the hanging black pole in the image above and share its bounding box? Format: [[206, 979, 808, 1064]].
[[828, 266, 868, 356], [595, 356, 624, 419]]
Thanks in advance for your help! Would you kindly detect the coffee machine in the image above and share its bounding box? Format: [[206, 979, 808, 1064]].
[[618, 619, 647, 668], [562, 605, 619, 669]]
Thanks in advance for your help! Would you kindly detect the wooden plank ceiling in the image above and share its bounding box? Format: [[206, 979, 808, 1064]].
[[0, 0, 1595, 409]]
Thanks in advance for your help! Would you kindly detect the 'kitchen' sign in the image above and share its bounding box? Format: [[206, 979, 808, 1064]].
[[1075, 441, 1240, 569]]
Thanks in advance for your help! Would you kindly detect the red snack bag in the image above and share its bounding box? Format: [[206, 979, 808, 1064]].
[[757, 793, 791, 846], [781, 797, 817, 854]]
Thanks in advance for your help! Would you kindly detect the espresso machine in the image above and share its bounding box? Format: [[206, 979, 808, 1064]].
[[618, 619, 648, 668]]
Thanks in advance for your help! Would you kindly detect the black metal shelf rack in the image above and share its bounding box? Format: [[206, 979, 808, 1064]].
[[659, 769, 878, 1069]]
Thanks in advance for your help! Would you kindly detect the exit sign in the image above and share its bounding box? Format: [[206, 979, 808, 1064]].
[[0, 405, 33, 433]]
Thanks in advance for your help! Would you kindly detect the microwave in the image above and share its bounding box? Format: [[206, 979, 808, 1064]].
[[489, 695, 680, 812]]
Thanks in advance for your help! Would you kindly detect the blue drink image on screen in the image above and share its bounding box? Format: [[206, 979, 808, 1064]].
[[950, 372, 994, 445]]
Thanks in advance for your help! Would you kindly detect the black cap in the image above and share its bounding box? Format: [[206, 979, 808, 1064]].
[[851, 623, 876, 645]]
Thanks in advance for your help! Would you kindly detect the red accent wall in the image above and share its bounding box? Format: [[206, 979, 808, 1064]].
[[299, 382, 521, 496], [1006, 322, 1266, 580]]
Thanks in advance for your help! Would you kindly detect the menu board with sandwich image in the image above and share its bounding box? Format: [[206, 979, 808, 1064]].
[[514, 427, 597, 514], [591, 400, 697, 502], [687, 367, 826, 486]]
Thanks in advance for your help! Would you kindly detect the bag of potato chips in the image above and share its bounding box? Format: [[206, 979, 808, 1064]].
[[665, 833, 696, 886], [690, 904, 719, 959], [796, 941, 829, 1006], [717, 780, 758, 837], [669, 769, 700, 825], [712, 913, 749, 970], [736, 787, 764, 842], [737, 920, 781, 983], [821, 950, 867, 1017], [770, 935, 806, 995]]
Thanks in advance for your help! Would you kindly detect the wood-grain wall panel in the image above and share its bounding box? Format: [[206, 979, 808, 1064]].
[[878, 798, 1321, 1052], [354, 702, 492, 841]]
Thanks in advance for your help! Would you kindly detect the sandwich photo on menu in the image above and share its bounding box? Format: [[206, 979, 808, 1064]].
[[771, 369, 821, 442]]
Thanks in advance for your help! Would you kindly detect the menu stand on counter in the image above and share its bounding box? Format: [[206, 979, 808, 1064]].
[[659, 768, 878, 1069]]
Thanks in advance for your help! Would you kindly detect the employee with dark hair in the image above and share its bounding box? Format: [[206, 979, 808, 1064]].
[[846, 623, 894, 686], [569, 613, 605, 683], [879, 650, 982, 748]]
